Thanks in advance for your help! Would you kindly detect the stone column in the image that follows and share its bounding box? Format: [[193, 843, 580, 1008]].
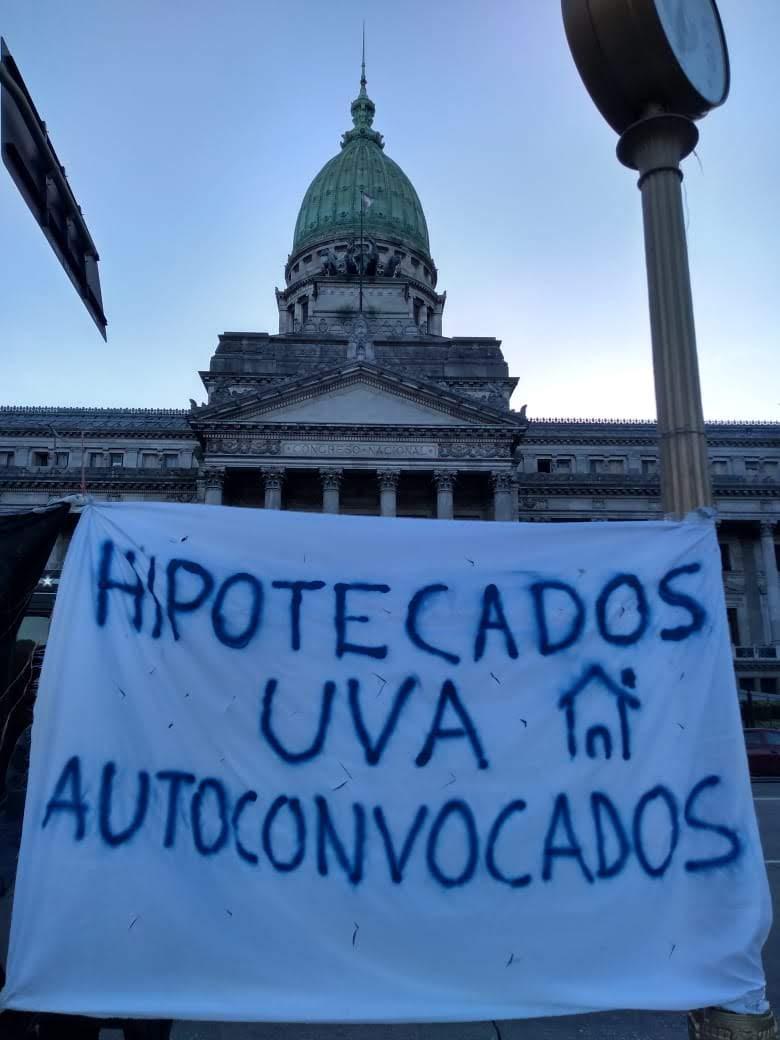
[[377, 469, 400, 518], [491, 470, 515, 522], [262, 467, 285, 510], [433, 470, 457, 520], [760, 521, 780, 644], [203, 468, 225, 506], [319, 468, 343, 514]]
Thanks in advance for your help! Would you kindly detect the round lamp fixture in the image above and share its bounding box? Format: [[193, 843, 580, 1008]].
[[561, 0, 730, 134]]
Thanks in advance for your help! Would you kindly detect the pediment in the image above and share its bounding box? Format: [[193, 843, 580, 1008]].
[[194, 364, 521, 428]]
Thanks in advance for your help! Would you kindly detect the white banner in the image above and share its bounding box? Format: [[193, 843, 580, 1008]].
[[1, 501, 770, 1021]]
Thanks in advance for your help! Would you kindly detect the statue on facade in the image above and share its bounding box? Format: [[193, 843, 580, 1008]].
[[344, 239, 360, 276], [319, 248, 339, 276], [363, 237, 379, 276], [385, 252, 402, 278]]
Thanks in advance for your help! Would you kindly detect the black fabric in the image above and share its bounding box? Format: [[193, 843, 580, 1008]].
[[0, 505, 70, 801], [0, 504, 69, 696]]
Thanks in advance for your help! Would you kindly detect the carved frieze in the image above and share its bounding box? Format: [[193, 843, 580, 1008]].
[[439, 441, 511, 459], [207, 437, 281, 456], [292, 315, 422, 341], [281, 440, 437, 459]]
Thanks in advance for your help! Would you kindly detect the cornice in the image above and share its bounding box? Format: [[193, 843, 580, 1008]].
[[524, 432, 780, 450], [0, 477, 197, 494], [199, 423, 517, 441], [0, 468, 198, 492], [193, 363, 523, 429], [0, 429, 197, 442], [516, 478, 780, 499]]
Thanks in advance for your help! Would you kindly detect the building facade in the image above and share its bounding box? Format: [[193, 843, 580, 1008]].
[[2, 70, 779, 699]]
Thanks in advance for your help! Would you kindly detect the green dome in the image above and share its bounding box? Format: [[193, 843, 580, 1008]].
[[292, 72, 430, 257]]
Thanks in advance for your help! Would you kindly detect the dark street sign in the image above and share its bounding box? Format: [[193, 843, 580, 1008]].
[[1, 37, 107, 339]]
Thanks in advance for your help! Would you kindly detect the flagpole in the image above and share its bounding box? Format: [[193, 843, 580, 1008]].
[[359, 189, 364, 315], [359, 22, 365, 317]]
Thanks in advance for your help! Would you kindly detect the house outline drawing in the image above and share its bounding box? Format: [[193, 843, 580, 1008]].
[[558, 664, 641, 761]]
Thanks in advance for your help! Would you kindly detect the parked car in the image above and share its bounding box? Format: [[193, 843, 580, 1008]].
[[744, 728, 780, 778]]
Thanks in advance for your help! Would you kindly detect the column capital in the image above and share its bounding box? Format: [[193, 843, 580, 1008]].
[[203, 467, 225, 490], [319, 467, 343, 491], [490, 469, 515, 492], [432, 469, 457, 492], [261, 466, 286, 491], [760, 519, 777, 537], [377, 468, 401, 491]]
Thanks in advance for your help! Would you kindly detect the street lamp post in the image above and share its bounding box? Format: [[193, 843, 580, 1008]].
[[561, 0, 728, 519], [616, 110, 710, 518], [562, 1, 777, 1036]]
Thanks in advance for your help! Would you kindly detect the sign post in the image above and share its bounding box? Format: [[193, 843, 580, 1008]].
[[561, 1, 776, 1036]]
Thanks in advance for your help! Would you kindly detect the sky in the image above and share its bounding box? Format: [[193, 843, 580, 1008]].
[[0, 0, 777, 421]]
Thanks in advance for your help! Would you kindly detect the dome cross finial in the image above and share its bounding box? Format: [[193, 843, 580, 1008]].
[[349, 24, 375, 133], [360, 22, 367, 96]]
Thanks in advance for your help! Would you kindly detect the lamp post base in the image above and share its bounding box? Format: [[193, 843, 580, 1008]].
[[688, 1007, 778, 1039]]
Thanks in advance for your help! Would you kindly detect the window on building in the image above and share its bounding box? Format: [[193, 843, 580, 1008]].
[[0, 450, 14, 467], [300, 297, 308, 324], [607, 458, 625, 474], [746, 460, 761, 475], [554, 458, 573, 473], [763, 460, 778, 479], [303, 254, 312, 264], [54, 451, 69, 468], [32, 450, 50, 467], [17, 614, 51, 645], [413, 298, 423, 325], [726, 607, 740, 645], [536, 458, 552, 474], [589, 458, 604, 474], [775, 543, 780, 571], [411, 257, 419, 268], [141, 453, 159, 469], [88, 452, 104, 468], [641, 458, 657, 476], [162, 453, 178, 469], [711, 459, 730, 476], [423, 267, 430, 281], [760, 677, 778, 695], [109, 452, 124, 469], [719, 542, 732, 572]]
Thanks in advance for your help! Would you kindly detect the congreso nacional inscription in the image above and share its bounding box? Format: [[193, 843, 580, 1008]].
[[281, 440, 438, 459]]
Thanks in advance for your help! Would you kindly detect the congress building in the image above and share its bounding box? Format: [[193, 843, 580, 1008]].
[[2, 69, 779, 704]]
